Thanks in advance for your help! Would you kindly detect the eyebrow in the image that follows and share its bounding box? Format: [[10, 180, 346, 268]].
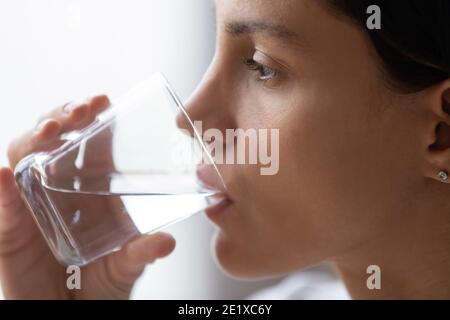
[[225, 20, 304, 46]]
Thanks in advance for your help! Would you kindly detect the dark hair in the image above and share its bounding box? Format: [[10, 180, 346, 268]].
[[327, 0, 450, 93]]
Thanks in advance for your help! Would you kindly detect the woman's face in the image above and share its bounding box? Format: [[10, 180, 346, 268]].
[[183, 0, 431, 279]]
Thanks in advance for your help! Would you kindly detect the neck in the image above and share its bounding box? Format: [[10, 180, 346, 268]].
[[333, 205, 450, 299]]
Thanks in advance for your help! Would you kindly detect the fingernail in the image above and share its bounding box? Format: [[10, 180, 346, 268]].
[[35, 119, 52, 132]]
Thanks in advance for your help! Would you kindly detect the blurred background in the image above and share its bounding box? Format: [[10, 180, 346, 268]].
[[0, 0, 281, 299]]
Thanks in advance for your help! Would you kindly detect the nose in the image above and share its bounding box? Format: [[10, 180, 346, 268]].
[[176, 64, 235, 137]]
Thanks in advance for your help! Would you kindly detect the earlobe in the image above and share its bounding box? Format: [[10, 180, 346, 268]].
[[424, 147, 450, 183], [423, 81, 450, 183]]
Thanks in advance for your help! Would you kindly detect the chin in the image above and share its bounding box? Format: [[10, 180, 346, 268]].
[[210, 229, 285, 281]]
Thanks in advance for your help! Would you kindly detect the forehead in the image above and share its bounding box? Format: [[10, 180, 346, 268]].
[[215, 0, 304, 22], [213, 0, 330, 44], [213, 0, 370, 50]]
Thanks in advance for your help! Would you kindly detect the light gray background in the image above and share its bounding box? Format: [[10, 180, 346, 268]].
[[0, 0, 280, 299]]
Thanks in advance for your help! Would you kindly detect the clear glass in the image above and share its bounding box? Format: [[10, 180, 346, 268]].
[[14, 73, 226, 266]]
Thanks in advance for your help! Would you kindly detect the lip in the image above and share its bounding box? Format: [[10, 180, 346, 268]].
[[205, 196, 233, 221], [196, 163, 228, 194], [196, 163, 233, 220]]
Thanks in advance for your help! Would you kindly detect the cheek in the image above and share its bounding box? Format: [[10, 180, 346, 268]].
[[279, 92, 415, 245], [237, 92, 387, 247], [211, 82, 413, 275]]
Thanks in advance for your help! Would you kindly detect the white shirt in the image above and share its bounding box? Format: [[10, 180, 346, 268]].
[[247, 265, 350, 300]]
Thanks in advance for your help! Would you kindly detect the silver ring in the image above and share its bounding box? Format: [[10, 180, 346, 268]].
[[61, 101, 74, 114]]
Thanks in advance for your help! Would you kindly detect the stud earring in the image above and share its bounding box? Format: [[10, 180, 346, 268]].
[[438, 170, 448, 181]]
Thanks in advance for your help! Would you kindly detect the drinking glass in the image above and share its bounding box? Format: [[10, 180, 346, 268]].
[[14, 73, 226, 266]]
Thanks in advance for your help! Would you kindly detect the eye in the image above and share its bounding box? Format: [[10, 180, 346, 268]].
[[244, 58, 278, 82]]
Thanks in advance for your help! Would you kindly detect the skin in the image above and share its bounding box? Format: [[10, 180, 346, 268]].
[[1, 0, 450, 299]]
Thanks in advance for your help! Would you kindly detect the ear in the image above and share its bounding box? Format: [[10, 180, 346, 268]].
[[423, 79, 450, 183]]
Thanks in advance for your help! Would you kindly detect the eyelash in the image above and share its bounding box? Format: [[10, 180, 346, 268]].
[[243, 58, 278, 82]]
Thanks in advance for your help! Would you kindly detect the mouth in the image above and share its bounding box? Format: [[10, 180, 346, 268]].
[[196, 163, 228, 194], [205, 196, 232, 221], [196, 163, 233, 220]]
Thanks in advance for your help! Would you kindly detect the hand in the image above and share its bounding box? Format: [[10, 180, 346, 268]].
[[0, 96, 176, 299]]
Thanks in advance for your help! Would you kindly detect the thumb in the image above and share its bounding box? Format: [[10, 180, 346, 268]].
[[102, 232, 176, 292]]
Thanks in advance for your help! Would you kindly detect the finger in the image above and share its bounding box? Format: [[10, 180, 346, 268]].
[[37, 95, 110, 132], [8, 95, 111, 169], [39, 102, 88, 122], [8, 119, 63, 169], [106, 232, 176, 287], [88, 95, 110, 114], [37, 95, 110, 123], [49, 96, 113, 177], [61, 95, 113, 176], [61, 95, 110, 131]]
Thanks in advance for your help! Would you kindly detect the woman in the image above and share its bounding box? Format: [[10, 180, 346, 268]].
[[1, 0, 449, 299]]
